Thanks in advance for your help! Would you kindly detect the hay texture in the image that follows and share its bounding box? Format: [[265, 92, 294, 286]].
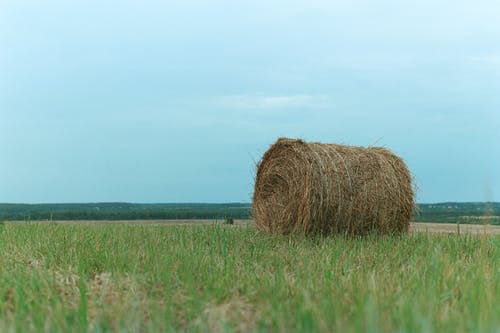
[[252, 138, 414, 235]]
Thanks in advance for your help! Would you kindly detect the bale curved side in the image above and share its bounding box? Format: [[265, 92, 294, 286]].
[[252, 138, 414, 235]]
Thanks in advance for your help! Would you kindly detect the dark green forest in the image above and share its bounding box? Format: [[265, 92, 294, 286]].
[[0, 202, 499, 224], [414, 202, 500, 224], [0, 203, 251, 221]]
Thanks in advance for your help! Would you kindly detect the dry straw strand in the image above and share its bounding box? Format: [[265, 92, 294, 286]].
[[252, 138, 414, 236]]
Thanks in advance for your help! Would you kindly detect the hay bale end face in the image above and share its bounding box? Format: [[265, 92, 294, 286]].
[[252, 138, 415, 235]]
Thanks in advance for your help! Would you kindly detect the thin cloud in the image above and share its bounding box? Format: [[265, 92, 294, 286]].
[[470, 55, 500, 65], [216, 94, 332, 110]]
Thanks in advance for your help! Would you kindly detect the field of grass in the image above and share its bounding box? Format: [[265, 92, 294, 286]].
[[0, 223, 499, 332]]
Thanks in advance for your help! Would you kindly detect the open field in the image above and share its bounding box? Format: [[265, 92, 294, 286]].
[[411, 222, 500, 235], [0, 222, 499, 332], [21, 220, 500, 235]]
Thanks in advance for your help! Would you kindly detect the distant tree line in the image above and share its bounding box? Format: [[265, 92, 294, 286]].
[[0, 203, 252, 221], [0, 202, 498, 224], [414, 202, 500, 224]]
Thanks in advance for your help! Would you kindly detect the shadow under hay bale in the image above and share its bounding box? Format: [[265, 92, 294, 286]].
[[252, 138, 415, 236]]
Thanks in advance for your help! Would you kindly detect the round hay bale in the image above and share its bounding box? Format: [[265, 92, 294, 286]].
[[252, 138, 414, 235]]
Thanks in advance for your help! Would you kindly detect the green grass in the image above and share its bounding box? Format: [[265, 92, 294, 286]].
[[0, 223, 499, 332]]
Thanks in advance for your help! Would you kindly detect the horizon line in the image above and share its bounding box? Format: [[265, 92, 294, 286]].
[[0, 201, 498, 206]]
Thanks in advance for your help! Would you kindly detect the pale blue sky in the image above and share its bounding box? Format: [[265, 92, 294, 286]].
[[1, 0, 499, 203]]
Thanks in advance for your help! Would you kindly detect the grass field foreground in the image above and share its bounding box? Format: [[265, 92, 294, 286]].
[[0, 223, 499, 332]]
